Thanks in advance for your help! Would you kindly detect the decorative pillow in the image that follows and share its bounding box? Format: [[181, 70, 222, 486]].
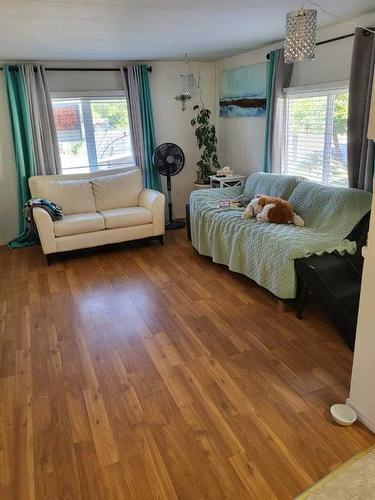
[[91, 170, 142, 211], [32, 180, 96, 215]]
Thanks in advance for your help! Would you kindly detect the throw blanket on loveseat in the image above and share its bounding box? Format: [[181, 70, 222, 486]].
[[190, 178, 372, 299], [24, 198, 63, 243]]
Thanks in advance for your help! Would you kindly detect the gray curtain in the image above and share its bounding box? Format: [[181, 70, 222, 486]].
[[23, 65, 61, 175], [264, 48, 293, 173], [348, 28, 375, 192], [121, 66, 145, 182]]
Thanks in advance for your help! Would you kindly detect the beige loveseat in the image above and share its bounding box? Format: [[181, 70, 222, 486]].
[[29, 167, 165, 261]]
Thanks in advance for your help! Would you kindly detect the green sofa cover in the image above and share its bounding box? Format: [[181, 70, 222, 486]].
[[189, 172, 372, 299]]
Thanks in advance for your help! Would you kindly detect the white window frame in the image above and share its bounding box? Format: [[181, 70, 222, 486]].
[[282, 81, 350, 186], [51, 90, 134, 174], [283, 80, 349, 98]]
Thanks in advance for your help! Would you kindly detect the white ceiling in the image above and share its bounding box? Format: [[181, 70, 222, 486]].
[[0, 0, 374, 61]]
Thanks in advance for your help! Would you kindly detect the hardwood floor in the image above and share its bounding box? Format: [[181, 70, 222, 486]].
[[0, 229, 374, 500]]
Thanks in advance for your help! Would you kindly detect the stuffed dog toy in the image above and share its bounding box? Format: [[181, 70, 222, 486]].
[[243, 194, 305, 227]]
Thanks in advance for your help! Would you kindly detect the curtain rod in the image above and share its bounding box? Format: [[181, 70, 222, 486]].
[[1, 65, 152, 73], [266, 27, 374, 60]]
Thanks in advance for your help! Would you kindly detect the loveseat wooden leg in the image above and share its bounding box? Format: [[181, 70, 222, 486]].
[[158, 235, 165, 246], [44, 254, 50, 266]]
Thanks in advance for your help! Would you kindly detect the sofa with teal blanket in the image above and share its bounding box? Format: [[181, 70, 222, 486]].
[[189, 172, 372, 299]]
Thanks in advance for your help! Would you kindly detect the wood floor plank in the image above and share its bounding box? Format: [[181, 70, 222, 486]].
[[139, 426, 179, 500], [14, 394, 35, 500], [0, 399, 14, 499], [74, 441, 109, 500], [229, 453, 278, 500], [100, 461, 133, 500], [83, 388, 120, 468], [65, 376, 92, 445], [0, 230, 374, 499], [48, 393, 82, 499]]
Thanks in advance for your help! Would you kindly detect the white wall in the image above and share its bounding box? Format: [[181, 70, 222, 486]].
[[216, 12, 375, 177], [0, 60, 215, 243], [348, 187, 375, 433], [347, 71, 375, 432]]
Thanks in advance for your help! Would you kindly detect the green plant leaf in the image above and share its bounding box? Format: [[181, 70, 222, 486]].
[[191, 105, 220, 183]]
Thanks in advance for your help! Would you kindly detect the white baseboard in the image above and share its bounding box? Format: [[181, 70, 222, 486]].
[[346, 398, 375, 434]]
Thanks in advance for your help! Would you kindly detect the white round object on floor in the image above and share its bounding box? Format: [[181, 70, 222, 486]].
[[330, 404, 357, 426]]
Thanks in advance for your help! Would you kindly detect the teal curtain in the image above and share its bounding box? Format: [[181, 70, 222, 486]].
[[263, 52, 275, 173], [4, 65, 36, 248], [137, 65, 162, 191]]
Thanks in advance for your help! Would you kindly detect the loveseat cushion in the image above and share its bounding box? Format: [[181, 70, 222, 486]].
[[91, 170, 143, 211], [32, 179, 97, 215], [99, 207, 153, 229], [53, 213, 105, 237], [243, 172, 304, 200]]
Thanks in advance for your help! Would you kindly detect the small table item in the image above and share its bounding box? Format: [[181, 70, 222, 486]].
[[209, 174, 246, 189]]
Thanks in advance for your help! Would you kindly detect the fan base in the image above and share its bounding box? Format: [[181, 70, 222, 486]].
[[166, 220, 185, 230]]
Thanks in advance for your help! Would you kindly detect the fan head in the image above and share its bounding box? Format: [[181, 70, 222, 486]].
[[153, 143, 185, 177]]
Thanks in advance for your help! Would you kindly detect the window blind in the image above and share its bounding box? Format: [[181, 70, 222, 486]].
[[283, 86, 349, 187]]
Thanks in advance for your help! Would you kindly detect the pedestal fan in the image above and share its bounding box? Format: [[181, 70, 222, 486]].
[[152, 143, 186, 230]]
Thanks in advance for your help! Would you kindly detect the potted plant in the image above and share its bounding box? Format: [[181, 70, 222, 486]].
[[191, 105, 220, 188]]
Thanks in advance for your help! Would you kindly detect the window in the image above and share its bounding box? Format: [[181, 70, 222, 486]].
[[52, 95, 134, 174], [283, 85, 349, 186]]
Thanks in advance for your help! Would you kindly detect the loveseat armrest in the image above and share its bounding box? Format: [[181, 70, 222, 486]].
[[139, 189, 165, 235], [33, 207, 56, 255]]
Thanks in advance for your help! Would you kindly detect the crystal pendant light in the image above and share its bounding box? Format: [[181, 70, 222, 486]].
[[284, 6, 317, 63], [175, 54, 195, 111]]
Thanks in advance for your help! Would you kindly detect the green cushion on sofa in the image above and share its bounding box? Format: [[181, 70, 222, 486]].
[[243, 172, 304, 200], [289, 181, 372, 232]]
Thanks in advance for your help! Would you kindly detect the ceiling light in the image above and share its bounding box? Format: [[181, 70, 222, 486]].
[[284, 7, 317, 63], [175, 54, 195, 111]]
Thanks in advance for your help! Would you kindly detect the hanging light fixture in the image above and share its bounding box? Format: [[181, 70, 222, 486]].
[[175, 54, 195, 111], [284, 5, 317, 63]]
